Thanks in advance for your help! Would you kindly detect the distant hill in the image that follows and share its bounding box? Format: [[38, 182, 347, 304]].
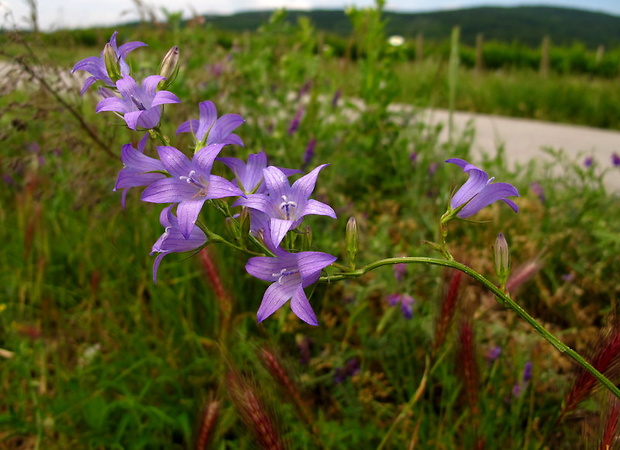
[[203, 6, 620, 49]]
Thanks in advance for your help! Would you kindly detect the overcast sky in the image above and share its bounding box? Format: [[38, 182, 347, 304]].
[[2, 0, 619, 31]]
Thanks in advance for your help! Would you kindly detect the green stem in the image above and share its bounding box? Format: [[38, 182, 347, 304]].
[[319, 256, 620, 400]]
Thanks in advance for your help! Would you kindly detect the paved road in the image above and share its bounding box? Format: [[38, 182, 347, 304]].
[[423, 109, 620, 193]]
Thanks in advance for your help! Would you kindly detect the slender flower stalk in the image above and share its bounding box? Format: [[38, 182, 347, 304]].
[[318, 256, 620, 401]]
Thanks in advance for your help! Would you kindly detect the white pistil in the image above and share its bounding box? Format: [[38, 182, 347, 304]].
[[180, 170, 208, 197], [272, 268, 299, 284], [130, 95, 147, 111], [279, 195, 297, 220]]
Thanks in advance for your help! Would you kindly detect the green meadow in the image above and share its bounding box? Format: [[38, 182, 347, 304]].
[[2, 4, 620, 449]]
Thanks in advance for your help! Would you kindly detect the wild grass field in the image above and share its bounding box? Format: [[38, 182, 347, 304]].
[[2, 4, 620, 449]]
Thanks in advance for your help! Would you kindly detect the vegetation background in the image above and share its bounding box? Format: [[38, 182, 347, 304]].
[[1, 2, 620, 448]]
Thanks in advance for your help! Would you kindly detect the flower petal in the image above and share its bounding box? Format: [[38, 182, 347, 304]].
[[177, 200, 206, 239], [303, 199, 336, 219], [263, 166, 290, 199], [256, 282, 296, 323], [458, 182, 520, 218], [141, 178, 197, 203], [290, 286, 318, 326], [269, 218, 294, 248], [157, 146, 192, 178], [292, 164, 328, 199], [297, 251, 337, 286], [450, 166, 489, 209]]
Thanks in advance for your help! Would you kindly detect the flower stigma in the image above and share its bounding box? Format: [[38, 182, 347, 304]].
[[279, 195, 297, 220], [272, 268, 300, 284]]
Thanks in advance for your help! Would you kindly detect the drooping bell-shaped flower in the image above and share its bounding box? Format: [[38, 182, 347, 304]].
[[245, 232, 336, 325], [151, 205, 207, 282], [96, 75, 180, 130], [234, 164, 336, 247], [72, 31, 146, 95], [176, 100, 244, 147], [446, 158, 519, 218], [114, 135, 166, 207], [141, 144, 242, 238]]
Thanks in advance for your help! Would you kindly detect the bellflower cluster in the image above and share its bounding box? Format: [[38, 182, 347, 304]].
[[73, 32, 339, 325], [74, 33, 521, 328]]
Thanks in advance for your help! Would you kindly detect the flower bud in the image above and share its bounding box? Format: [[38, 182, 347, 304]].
[[158, 46, 180, 90], [103, 43, 122, 83], [493, 233, 510, 286], [238, 208, 251, 247], [346, 217, 359, 269], [302, 225, 312, 250]]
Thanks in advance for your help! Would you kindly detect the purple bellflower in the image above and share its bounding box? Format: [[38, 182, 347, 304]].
[[446, 158, 519, 218], [612, 152, 620, 167], [151, 205, 207, 282], [245, 234, 337, 325], [114, 135, 166, 207], [386, 293, 415, 319], [176, 100, 244, 147], [72, 31, 146, 95], [234, 164, 336, 247], [96, 75, 180, 130], [141, 144, 243, 238], [218, 151, 300, 195]]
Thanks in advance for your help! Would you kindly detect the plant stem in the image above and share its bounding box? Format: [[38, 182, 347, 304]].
[[319, 256, 620, 400]]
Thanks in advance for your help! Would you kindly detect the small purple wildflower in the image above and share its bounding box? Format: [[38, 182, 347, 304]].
[[114, 135, 166, 207], [297, 80, 312, 100], [234, 164, 336, 247], [530, 181, 545, 203], [428, 162, 438, 176], [612, 152, 620, 167], [331, 89, 341, 109], [409, 152, 418, 166], [513, 361, 533, 397], [386, 293, 415, 319], [302, 138, 316, 170], [245, 237, 337, 325], [151, 205, 207, 282], [523, 361, 533, 383], [334, 358, 360, 383], [96, 75, 180, 130], [562, 273, 575, 282], [393, 263, 407, 282], [288, 106, 304, 135], [176, 100, 244, 147], [72, 32, 146, 95], [141, 144, 243, 238], [584, 156, 593, 168], [486, 346, 502, 363], [446, 158, 519, 218]]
